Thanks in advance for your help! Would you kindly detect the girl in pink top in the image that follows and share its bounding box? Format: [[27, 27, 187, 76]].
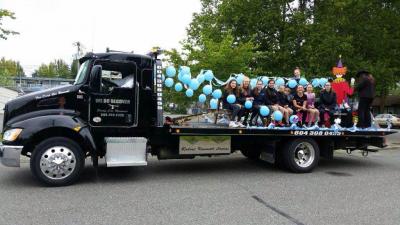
[[305, 84, 320, 126]]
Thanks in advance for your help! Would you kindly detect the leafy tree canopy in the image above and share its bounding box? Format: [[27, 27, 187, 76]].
[[0, 9, 19, 40]]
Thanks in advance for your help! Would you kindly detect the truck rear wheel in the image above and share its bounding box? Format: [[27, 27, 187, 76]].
[[282, 138, 319, 173], [30, 137, 85, 186]]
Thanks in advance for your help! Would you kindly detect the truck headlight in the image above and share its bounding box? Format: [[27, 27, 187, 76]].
[[3, 128, 23, 142]]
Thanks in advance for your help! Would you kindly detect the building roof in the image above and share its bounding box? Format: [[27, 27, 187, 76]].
[[12, 77, 74, 82]]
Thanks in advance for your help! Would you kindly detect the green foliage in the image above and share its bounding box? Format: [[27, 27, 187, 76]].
[[0, 9, 19, 40], [0, 57, 24, 85], [163, 33, 255, 111], [70, 59, 79, 77], [182, 0, 400, 95], [35, 59, 74, 79]]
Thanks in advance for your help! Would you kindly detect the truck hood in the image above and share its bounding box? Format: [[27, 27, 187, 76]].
[[3, 85, 79, 126]]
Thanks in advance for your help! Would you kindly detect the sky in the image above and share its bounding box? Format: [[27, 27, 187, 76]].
[[0, 0, 201, 75]]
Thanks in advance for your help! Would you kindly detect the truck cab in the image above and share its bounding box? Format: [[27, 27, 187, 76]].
[[1, 52, 164, 186]]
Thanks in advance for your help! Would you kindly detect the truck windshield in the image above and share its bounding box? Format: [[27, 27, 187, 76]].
[[74, 61, 90, 85]]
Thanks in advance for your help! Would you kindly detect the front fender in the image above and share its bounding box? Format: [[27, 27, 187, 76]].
[[3, 115, 97, 156]]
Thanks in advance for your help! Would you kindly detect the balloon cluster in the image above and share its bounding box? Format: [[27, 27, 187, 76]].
[[164, 65, 331, 117], [165, 66, 222, 108]]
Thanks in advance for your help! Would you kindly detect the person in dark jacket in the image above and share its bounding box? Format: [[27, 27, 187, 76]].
[[355, 71, 375, 128], [292, 85, 308, 125], [237, 76, 253, 125], [265, 80, 286, 124], [249, 80, 266, 126], [277, 85, 293, 125], [318, 82, 337, 127], [223, 79, 245, 128]]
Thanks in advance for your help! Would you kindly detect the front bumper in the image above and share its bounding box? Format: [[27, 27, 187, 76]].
[[0, 144, 23, 167]]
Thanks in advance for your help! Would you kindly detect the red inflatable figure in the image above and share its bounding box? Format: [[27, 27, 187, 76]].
[[331, 56, 353, 106]]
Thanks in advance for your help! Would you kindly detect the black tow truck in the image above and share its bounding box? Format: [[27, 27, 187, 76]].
[[0, 51, 395, 186]]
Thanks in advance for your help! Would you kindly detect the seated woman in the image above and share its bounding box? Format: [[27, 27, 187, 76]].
[[265, 80, 286, 124], [292, 85, 308, 125], [277, 85, 293, 126], [249, 80, 266, 126], [238, 76, 253, 126], [318, 82, 337, 127], [305, 84, 320, 126], [223, 79, 245, 128]]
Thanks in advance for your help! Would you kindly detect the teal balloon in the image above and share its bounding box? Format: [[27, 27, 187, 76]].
[[174, 82, 183, 92], [250, 78, 257, 88], [299, 78, 308, 86], [182, 74, 191, 85], [198, 94, 206, 103], [204, 70, 214, 81], [245, 100, 252, 109], [197, 74, 205, 83], [273, 111, 283, 121], [312, 78, 320, 88], [288, 79, 297, 88], [227, 94, 236, 104], [180, 66, 190, 75], [166, 66, 176, 77], [260, 105, 270, 116], [236, 74, 244, 85], [275, 78, 285, 87], [319, 78, 328, 87], [289, 115, 299, 124], [261, 77, 269, 86], [177, 72, 183, 82], [164, 78, 174, 87], [212, 89, 222, 99], [189, 79, 200, 90], [185, 89, 194, 97], [203, 85, 213, 95], [210, 99, 218, 109]]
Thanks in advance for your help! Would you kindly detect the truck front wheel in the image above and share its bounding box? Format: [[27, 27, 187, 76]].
[[30, 137, 85, 186], [283, 138, 319, 173]]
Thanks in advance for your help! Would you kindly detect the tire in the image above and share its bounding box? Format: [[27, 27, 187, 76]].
[[240, 148, 260, 160], [30, 137, 85, 186], [282, 138, 320, 173]]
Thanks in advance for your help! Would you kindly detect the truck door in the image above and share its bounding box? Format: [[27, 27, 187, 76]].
[[88, 60, 138, 127]]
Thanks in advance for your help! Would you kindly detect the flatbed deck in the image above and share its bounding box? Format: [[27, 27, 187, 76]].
[[170, 125, 395, 137]]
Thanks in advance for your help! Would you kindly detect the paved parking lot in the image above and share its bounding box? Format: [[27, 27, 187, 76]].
[[0, 134, 400, 225]]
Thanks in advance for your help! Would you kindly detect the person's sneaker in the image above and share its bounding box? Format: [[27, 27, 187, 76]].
[[229, 121, 239, 128], [236, 121, 246, 128]]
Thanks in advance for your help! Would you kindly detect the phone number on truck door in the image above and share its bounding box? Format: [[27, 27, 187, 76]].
[[291, 130, 343, 136]]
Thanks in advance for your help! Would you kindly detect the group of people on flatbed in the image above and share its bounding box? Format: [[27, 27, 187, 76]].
[[222, 67, 375, 128]]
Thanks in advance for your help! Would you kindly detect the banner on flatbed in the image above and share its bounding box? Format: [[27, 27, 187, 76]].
[[179, 136, 231, 155]]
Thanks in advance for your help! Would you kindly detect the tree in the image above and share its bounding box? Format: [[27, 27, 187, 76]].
[[70, 59, 79, 77], [163, 33, 256, 112], [182, 0, 400, 108], [0, 57, 24, 86], [35, 59, 73, 78], [0, 9, 19, 40]]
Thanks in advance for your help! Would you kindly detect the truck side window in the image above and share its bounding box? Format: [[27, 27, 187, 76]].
[[93, 61, 137, 93]]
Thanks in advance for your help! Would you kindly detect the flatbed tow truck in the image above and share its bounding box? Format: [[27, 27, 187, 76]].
[[0, 51, 395, 186]]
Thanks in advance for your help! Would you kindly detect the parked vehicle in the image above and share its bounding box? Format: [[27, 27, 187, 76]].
[[0, 51, 395, 186], [374, 114, 400, 127]]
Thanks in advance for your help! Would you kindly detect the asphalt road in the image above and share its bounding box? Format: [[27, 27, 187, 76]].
[[1, 133, 400, 225]]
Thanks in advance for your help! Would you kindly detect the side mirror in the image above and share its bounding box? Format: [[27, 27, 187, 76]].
[[89, 65, 102, 93]]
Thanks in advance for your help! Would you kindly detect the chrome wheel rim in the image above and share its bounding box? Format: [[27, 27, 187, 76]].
[[39, 146, 76, 180], [293, 142, 315, 168]]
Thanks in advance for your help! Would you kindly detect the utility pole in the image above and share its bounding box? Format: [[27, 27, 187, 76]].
[[73, 41, 83, 61]]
